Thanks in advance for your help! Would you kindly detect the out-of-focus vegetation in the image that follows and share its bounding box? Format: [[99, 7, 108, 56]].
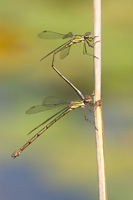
[[0, 0, 133, 200]]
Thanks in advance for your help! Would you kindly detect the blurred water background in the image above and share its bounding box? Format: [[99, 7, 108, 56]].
[[0, 0, 133, 199]]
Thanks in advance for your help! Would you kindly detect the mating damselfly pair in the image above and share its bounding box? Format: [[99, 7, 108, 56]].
[[11, 30, 97, 158]]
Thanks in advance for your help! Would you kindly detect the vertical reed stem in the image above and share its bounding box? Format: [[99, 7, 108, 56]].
[[93, 0, 107, 199]]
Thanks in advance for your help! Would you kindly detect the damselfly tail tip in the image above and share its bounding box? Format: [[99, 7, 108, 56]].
[[11, 150, 22, 158]]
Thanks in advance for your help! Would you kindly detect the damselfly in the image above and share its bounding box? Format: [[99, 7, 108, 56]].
[[11, 95, 95, 158], [38, 31, 94, 61], [38, 31, 95, 100]]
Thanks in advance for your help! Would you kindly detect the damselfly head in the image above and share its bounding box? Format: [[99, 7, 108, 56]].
[[84, 32, 92, 39], [84, 95, 92, 103]]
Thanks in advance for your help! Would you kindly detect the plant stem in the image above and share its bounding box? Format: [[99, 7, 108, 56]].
[[93, 0, 107, 200]]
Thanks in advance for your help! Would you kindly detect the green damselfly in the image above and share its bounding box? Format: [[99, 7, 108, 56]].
[[11, 95, 95, 158], [38, 31, 95, 100], [38, 31, 94, 61]]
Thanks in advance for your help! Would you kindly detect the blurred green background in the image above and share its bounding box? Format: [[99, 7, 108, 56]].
[[0, 0, 133, 199]]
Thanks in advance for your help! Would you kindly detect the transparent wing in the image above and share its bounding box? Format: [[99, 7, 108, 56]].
[[62, 32, 73, 39], [27, 106, 69, 134], [42, 96, 70, 106], [60, 46, 71, 59], [26, 96, 70, 114], [26, 105, 51, 114], [38, 31, 73, 39]]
